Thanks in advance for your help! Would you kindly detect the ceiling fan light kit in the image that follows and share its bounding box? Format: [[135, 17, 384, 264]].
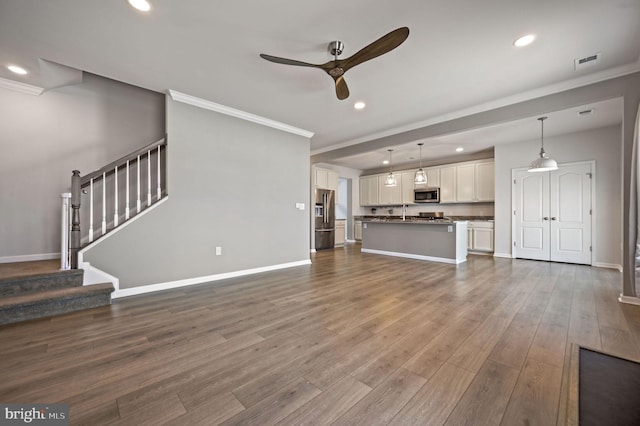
[[260, 27, 410, 100], [528, 116, 558, 172]]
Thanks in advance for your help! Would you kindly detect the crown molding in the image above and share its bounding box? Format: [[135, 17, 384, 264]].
[[168, 90, 314, 139], [0, 76, 44, 96]]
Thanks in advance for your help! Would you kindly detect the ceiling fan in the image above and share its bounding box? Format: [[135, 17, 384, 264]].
[[259, 27, 410, 100]]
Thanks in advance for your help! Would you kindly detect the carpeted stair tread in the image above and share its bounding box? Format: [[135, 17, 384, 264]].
[[0, 283, 114, 325], [0, 269, 84, 297], [0, 283, 114, 309]]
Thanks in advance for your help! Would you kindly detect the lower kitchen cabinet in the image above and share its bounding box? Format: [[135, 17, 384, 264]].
[[468, 221, 494, 252], [335, 219, 346, 247], [354, 220, 362, 241]]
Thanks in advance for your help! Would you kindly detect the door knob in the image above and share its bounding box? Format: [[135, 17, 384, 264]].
[[551, 217, 557, 221], [543, 217, 549, 220]]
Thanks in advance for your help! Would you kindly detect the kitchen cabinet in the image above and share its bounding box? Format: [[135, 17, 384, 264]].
[[439, 166, 456, 203], [358, 159, 493, 206], [475, 161, 494, 201], [442, 160, 494, 204], [455, 164, 475, 202], [378, 175, 402, 205], [401, 171, 417, 204], [354, 220, 362, 241], [425, 167, 440, 188], [335, 219, 346, 247], [359, 175, 379, 206], [315, 167, 338, 191], [468, 221, 494, 252]]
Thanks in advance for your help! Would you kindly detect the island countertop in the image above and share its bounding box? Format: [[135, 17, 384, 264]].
[[361, 220, 467, 264]]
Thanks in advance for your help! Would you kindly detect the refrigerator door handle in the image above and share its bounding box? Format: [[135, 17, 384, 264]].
[[324, 194, 328, 224]]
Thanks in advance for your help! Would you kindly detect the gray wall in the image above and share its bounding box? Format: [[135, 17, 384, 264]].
[[494, 125, 622, 266], [0, 73, 165, 260], [82, 96, 310, 288]]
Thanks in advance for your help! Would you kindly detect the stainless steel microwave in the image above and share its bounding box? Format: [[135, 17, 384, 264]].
[[414, 187, 440, 203]]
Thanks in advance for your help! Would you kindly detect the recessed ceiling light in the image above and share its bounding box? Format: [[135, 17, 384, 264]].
[[354, 101, 366, 110], [383, 160, 389, 165], [513, 34, 536, 47], [7, 65, 27, 75], [456, 147, 464, 152], [128, 0, 151, 12]]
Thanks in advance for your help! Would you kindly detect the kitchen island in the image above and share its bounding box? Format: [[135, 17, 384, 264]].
[[361, 219, 468, 264]]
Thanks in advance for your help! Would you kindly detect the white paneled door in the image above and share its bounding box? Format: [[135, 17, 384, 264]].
[[513, 162, 592, 265]]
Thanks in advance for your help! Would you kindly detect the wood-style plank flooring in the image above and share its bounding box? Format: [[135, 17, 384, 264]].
[[1, 244, 640, 425]]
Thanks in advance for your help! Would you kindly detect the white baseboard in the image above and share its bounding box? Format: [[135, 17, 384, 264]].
[[112, 259, 312, 299], [593, 262, 623, 271], [361, 248, 466, 265], [619, 294, 640, 306], [0, 253, 60, 264], [78, 260, 121, 290], [493, 253, 514, 259], [346, 239, 356, 243], [310, 249, 317, 254]]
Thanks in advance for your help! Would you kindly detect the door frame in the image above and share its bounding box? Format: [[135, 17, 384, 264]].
[[511, 160, 596, 264]]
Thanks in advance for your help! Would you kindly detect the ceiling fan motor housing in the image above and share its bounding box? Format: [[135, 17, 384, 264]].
[[329, 41, 344, 56]]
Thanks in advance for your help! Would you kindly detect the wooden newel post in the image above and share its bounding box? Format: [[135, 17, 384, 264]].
[[70, 170, 81, 269]]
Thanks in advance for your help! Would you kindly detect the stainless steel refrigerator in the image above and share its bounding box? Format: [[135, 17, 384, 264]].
[[315, 188, 335, 250]]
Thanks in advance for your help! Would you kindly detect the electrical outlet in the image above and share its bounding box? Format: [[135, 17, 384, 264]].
[[215, 246, 222, 256]]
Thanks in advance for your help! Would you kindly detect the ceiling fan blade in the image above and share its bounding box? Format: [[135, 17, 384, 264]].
[[259, 54, 321, 68], [341, 27, 409, 72], [334, 76, 350, 100]]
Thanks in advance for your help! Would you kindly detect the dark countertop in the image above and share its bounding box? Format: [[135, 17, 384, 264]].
[[354, 215, 493, 222]]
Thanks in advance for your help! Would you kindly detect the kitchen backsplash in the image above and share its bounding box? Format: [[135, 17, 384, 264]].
[[361, 203, 495, 218]]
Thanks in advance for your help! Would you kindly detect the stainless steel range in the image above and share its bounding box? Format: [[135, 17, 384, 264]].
[[418, 211, 451, 222]]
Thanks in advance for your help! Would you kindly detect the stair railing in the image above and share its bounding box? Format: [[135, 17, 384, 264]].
[[65, 137, 167, 268]]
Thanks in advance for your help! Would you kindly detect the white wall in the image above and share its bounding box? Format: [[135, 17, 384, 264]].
[[494, 124, 622, 267], [83, 95, 311, 289], [0, 73, 165, 261]]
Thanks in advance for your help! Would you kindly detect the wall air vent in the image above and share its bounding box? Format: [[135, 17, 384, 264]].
[[574, 53, 600, 71]]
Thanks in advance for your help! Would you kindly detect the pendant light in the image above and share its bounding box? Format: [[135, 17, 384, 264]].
[[414, 143, 427, 185], [384, 149, 397, 187], [528, 116, 558, 172]]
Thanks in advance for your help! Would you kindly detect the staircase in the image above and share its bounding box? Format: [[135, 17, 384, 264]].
[[0, 261, 114, 325]]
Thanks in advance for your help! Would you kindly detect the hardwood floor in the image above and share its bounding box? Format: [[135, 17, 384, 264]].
[[1, 244, 639, 425]]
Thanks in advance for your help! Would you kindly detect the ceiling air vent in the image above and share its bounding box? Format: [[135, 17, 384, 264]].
[[574, 52, 600, 71]]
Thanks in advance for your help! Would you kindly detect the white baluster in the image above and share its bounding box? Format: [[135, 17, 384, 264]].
[[89, 179, 94, 243], [147, 149, 152, 207], [125, 160, 130, 220], [157, 145, 162, 200], [137, 155, 141, 213], [102, 172, 107, 235], [113, 166, 119, 227]]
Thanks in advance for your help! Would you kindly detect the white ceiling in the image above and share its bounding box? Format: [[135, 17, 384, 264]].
[[1, 0, 638, 170]]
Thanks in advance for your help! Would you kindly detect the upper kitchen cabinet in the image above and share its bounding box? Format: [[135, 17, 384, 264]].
[[315, 167, 338, 191], [475, 161, 495, 202], [401, 170, 417, 204], [358, 159, 494, 206], [359, 175, 379, 206], [378, 175, 402, 205], [439, 166, 456, 203], [441, 160, 494, 204]]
